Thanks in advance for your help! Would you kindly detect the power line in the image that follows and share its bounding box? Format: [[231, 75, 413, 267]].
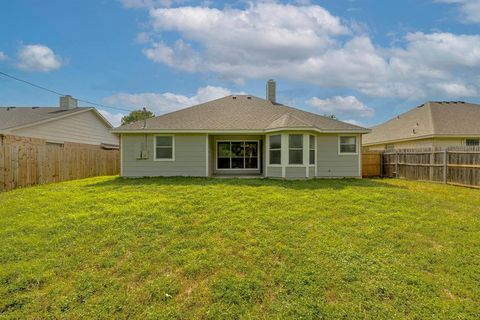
[[0, 70, 134, 113]]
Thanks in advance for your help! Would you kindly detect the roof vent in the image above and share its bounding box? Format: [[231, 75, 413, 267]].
[[6, 107, 16, 111], [232, 96, 237, 100], [413, 128, 417, 134], [396, 115, 400, 120], [32, 106, 39, 109], [247, 96, 252, 100]]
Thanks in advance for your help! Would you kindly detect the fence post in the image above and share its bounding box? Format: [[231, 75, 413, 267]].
[[395, 151, 399, 178], [429, 151, 434, 181], [443, 150, 448, 184]]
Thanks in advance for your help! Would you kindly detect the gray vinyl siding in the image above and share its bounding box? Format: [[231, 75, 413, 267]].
[[11, 110, 118, 146], [309, 166, 315, 177], [266, 166, 282, 178], [121, 133, 207, 177], [316, 134, 360, 177], [285, 167, 307, 179]]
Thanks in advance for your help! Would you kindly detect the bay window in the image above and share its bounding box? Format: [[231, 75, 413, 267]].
[[309, 135, 315, 165], [269, 135, 281, 165], [289, 134, 303, 164]]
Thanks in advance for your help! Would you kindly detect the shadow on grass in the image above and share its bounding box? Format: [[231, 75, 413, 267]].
[[84, 176, 405, 191]]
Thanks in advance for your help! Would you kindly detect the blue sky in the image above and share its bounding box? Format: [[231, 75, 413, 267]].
[[1, 0, 480, 127]]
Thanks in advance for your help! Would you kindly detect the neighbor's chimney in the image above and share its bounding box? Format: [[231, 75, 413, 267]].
[[60, 95, 78, 109], [266, 79, 276, 103]]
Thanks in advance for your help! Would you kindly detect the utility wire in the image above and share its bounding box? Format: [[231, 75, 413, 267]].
[[0, 70, 133, 113]]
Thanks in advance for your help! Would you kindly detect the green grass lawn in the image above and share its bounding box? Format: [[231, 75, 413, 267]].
[[0, 177, 479, 319]]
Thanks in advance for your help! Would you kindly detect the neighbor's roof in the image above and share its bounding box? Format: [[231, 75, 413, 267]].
[[0, 106, 112, 132], [113, 95, 369, 133], [363, 101, 480, 145]]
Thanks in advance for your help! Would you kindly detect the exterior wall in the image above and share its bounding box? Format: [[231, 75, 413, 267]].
[[121, 133, 207, 177], [266, 166, 282, 178], [366, 137, 473, 151], [11, 110, 118, 146], [308, 166, 315, 177], [211, 135, 264, 175], [285, 167, 307, 179], [316, 134, 360, 178]]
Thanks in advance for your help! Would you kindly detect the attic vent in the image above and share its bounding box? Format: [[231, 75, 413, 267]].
[[247, 96, 252, 100], [232, 96, 237, 99]]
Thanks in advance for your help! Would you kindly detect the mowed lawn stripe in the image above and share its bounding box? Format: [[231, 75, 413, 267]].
[[0, 177, 479, 319]]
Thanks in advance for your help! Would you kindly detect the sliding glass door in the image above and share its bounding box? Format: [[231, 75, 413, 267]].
[[217, 141, 259, 169]]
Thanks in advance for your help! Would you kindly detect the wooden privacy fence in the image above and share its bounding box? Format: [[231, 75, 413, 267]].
[[382, 147, 480, 188], [362, 151, 382, 177], [0, 135, 119, 192]]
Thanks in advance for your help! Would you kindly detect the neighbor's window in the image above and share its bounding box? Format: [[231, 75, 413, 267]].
[[289, 134, 303, 165], [339, 136, 357, 154], [466, 138, 480, 147], [269, 135, 281, 165], [155, 136, 174, 160], [309, 135, 315, 165]]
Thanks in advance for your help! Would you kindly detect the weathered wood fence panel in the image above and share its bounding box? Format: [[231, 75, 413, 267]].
[[382, 147, 480, 188], [0, 135, 119, 192], [362, 151, 382, 177]]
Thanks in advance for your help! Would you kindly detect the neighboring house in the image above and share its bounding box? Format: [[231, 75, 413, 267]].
[[0, 95, 118, 147], [363, 101, 480, 151], [113, 80, 370, 179]]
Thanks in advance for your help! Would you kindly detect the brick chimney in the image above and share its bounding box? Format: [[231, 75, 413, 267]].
[[266, 79, 276, 103], [59, 95, 78, 109]]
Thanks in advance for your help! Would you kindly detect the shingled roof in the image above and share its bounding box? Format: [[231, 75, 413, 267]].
[[363, 101, 480, 145], [0, 106, 113, 133], [114, 95, 369, 133]]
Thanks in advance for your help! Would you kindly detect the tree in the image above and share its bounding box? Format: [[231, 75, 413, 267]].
[[121, 108, 155, 125]]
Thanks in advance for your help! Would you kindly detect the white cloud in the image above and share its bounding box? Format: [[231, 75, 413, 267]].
[[98, 109, 125, 127], [103, 85, 239, 119], [436, 0, 480, 23], [0, 51, 7, 60], [307, 96, 374, 118], [132, 2, 480, 99], [16, 44, 65, 72]]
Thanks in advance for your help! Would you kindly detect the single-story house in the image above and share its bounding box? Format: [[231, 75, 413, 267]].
[[0, 95, 118, 148], [363, 101, 480, 150], [113, 80, 370, 179]]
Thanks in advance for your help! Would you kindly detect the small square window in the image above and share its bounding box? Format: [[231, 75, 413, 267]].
[[339, 136, 357, 154], [155, 136, 174, 160]]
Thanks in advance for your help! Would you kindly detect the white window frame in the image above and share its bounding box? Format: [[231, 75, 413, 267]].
[[288, 134, 304, 165], [215, 140, 260, 170], [338, 135, 358, 155], [309, 135, 316, 166], [465, 138, 480, 147], [154, 134, 175, 161], [268, 135, 282, 166]]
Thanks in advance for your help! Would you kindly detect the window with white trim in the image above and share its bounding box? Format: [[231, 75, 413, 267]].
[[289, 134, 303, 165], [466, 138, 479, 147], [155, 136, 174, 160], [269, 135, 281, 165], [339, 136, 357, 154], [309, 135, 315, 165]]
